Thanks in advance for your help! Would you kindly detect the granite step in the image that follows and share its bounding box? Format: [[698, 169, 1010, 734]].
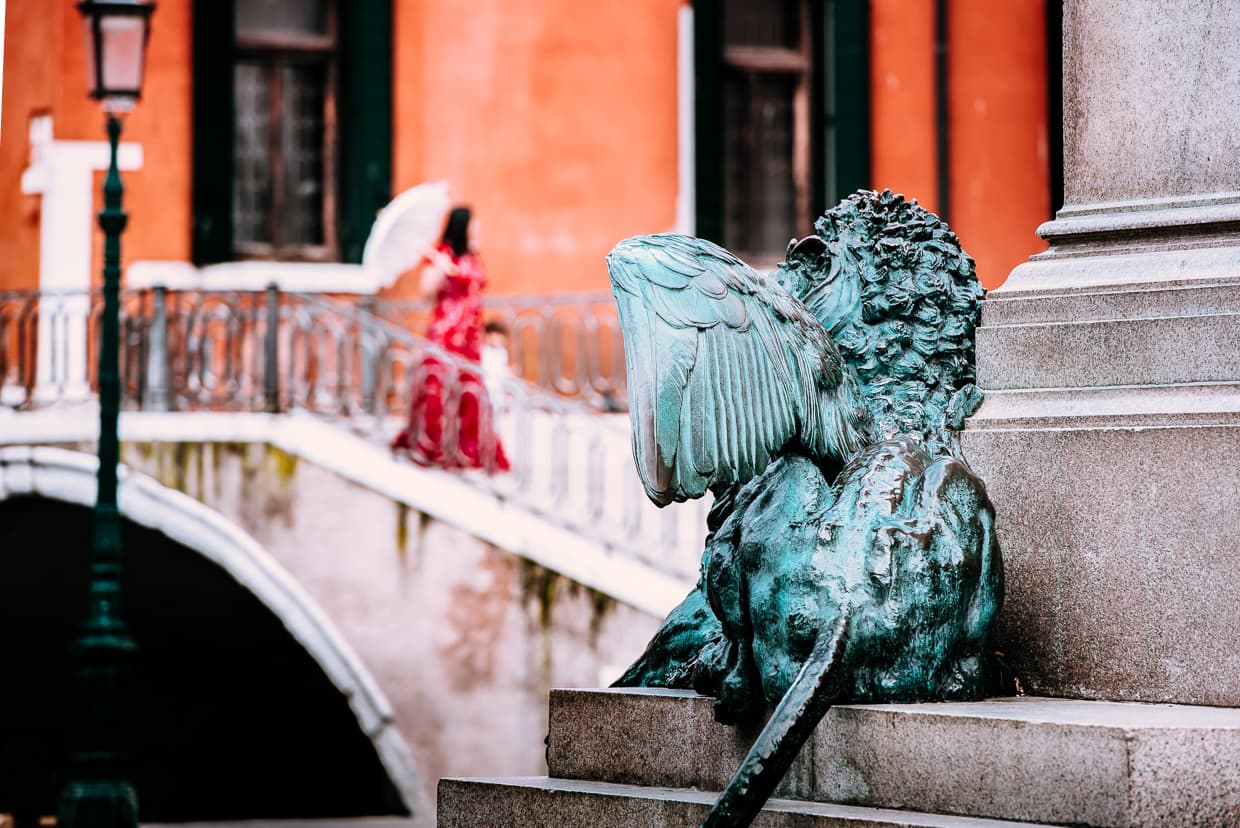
[[546, 688, 1240, 828], [437, 777, 1049, 828], [975, 273, 1240, 392], [975, 309, 1240, 389], [979, 274, 1240, 327]]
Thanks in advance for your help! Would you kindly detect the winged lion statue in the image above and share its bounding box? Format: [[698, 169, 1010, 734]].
[[606, 189, 1005, 827]]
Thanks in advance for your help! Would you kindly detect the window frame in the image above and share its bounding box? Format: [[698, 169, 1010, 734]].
[[694, 0, 872, 261], [232, 0, 340, 262], [720, 0, 813, 265], [194, 0, 392, 268]]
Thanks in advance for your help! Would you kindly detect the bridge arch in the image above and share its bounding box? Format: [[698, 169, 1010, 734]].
[[0, 445, 429, 821]]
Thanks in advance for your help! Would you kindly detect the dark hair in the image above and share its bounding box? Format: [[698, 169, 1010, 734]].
[[484, 320, 509, 336], [441, 206, 472, 258]]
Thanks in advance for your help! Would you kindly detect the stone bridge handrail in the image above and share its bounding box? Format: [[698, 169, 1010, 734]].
[[0, 287, 706, 581]]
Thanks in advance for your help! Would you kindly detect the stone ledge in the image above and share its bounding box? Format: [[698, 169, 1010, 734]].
[[965, 383, 1240, 431], [981, 276, 1240, 326], [996, 244, 1240, 295], [545, 689, 1240, 828], [975, 311, 1240, 389], [1051, 191, 1240, 220], [146, 822, 417, 828], [1035, 197, 1240, 255], [437, 777, 1048, 828]]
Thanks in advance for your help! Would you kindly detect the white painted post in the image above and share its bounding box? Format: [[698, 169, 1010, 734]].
[[20, 115, 142, 403], [675, 4, 696, 236]]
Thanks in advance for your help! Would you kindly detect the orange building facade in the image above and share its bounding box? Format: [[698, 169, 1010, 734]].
[[0, 0, 1053, 298]]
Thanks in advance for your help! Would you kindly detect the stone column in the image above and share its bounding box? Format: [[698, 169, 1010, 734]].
[[961, 0, 1240, 706]]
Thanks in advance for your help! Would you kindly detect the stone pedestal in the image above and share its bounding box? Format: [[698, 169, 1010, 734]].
[[962, 0, 1240, 706], [440, 689, 1240, 827]]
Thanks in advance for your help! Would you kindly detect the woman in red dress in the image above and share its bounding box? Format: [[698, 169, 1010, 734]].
[[392, 206, 510, 471]]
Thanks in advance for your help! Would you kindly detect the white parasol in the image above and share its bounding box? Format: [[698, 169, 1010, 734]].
[[362, 180, 453, 288]]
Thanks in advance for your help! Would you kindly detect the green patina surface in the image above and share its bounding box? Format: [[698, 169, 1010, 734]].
[[608, 190, 1004, 825], [265, 444, 299, 485], [519, 560, 562, 631], [395, 503, 411, 557]]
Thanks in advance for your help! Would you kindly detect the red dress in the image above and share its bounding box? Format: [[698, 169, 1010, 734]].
[[392, 244, 510, 471]]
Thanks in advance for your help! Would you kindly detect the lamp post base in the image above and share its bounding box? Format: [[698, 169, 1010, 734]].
[[58, 780, 138, 828]]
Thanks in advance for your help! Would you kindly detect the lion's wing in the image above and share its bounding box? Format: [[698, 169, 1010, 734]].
[[607, 233, 867, 507]]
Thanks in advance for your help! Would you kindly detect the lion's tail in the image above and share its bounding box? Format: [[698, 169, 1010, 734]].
[[701, 607, 851, 828]]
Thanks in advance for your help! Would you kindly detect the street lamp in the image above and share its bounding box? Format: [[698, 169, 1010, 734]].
[[59, 3, 155, 828], [79, 0, 155, 113]]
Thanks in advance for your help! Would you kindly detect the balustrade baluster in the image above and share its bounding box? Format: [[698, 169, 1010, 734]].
[[264, 284, 281, 413], [144, 286, 171, 412], [359, 295, 377, 415]]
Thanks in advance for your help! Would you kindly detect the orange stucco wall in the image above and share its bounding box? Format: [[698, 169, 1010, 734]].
[[947, 0, 1048, 289], [0, 0, 65, 290], [0, 0, 192, 290], [870, 0, 939, 215], [390, 0, 683, 298], [103, 0, 194, 275], [2, 0, 681, 297], [869, 0, 1049, 289], [2, 1, 1045, 295]]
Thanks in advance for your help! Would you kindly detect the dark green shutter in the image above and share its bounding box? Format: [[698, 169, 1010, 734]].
[[700, 1, 869, 233], [191, 0, 235, 264], [338, 0, 393, 264], [810, 0, 828, 216], [693, 0, 725, 244], [821, 0, 871, 207]]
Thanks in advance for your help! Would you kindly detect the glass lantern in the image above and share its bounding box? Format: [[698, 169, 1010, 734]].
[[78, 0, 156, 113]]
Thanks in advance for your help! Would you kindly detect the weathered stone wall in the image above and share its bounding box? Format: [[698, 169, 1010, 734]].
[[111, 440, 661, 807], [962, 423, 1240, 705]]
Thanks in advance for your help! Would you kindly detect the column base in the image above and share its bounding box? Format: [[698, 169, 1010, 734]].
[[1003, 193, 1240, 294], [969, 241, 1240, 705]]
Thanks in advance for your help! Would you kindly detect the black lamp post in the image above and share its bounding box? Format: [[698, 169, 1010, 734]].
[[59, 3, 155, 828]]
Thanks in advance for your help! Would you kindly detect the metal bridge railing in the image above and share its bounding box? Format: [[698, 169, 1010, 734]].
[[0, 287, 703, 581], [374, 292, 628, 412]]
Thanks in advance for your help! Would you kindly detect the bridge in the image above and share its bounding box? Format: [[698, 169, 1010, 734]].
[[0, 283, 707, 825]]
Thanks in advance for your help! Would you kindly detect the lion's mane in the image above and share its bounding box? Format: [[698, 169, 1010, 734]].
[[778, 189, 985, 443]]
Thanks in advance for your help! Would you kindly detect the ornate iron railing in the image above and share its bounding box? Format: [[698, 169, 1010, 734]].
[[374, 292, 627, 412], [0, 288, 151, 408], [0, 287, 703, 580]]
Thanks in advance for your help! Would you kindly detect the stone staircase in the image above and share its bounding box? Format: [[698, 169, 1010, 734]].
[[438, 687, 1240, 827]]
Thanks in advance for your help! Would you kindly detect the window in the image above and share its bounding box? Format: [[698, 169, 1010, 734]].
[[722, 0, 811, 261], [192, 0, 392, 266], [695, 0, 870, 264], [233, 0, 337, 259]]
